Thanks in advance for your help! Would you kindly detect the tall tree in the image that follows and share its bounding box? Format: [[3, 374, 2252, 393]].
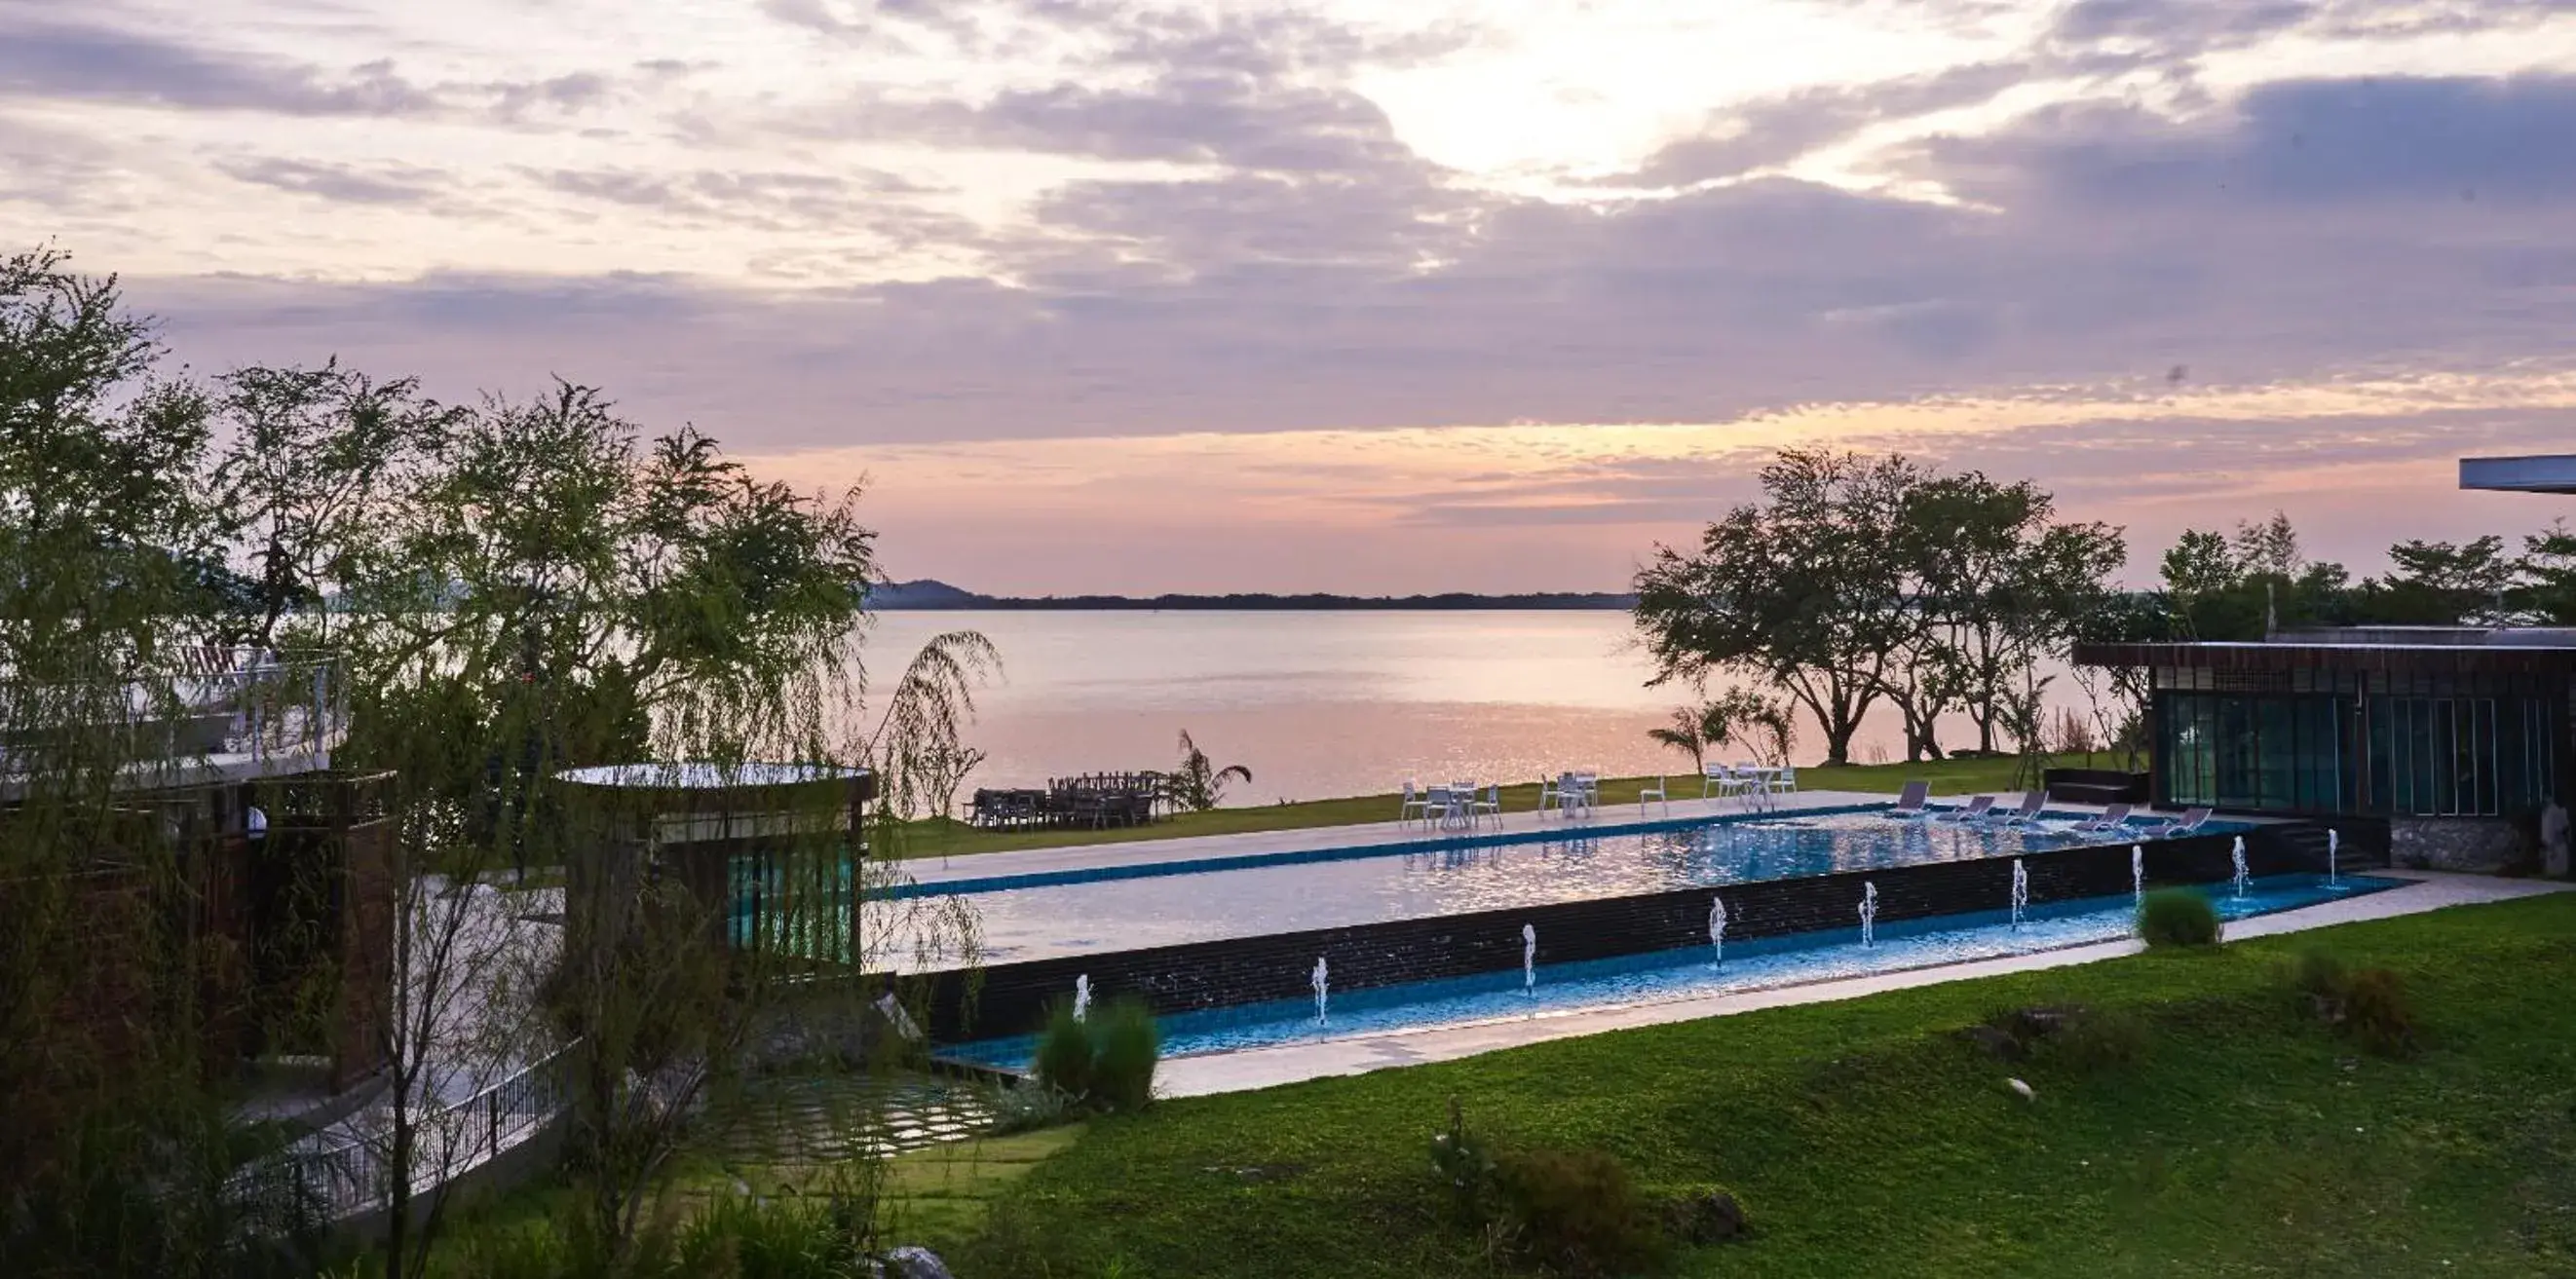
[[1634, 450, 1917, 766], [1903, 473, 2125, 756]]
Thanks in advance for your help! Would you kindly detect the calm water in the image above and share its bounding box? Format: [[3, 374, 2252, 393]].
[[857, 611, 2072, 807], [873, 807, 2247, 964], [943, 874, 2397, 1064]]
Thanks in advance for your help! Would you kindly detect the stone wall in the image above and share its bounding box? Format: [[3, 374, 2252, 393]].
[[2388, 817, 2527, 873]]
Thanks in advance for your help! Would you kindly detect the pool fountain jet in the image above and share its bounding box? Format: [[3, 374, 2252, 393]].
[[2230, 836, 2251, 899], [2009, 859, 2029, 930], [2328, 828, 2340, 886], [1311, 957, 1329, 1025], [1859, 882, 1879, 949], [1073, 974, 1092, 1023], [1708, 895, 1728, 966], [2132, 845, 2145, 908], [1522, 923, 1537, 995]]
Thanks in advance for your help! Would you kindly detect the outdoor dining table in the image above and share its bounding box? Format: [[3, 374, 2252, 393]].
[[1725, 765, 1787, 811]]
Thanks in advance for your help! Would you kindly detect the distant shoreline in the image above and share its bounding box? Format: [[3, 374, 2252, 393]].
[[869, 592, 1637, 612]]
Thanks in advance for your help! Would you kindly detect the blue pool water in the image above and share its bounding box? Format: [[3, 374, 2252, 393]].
[[880, 806, 2256, 963], [941, 873, 2399, 1068]]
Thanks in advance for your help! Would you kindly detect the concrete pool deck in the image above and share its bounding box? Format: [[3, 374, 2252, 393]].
[[896, 787, 2201, 888], [1151, 869, 2570, 1099]]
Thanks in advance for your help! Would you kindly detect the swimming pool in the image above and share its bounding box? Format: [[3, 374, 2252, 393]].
[[875, 806, 2255, 964], [940, 872, 2395, 1067]]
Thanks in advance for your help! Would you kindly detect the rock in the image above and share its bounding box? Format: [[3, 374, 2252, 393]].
[[884, 1245, 956, 1279], [1658, 1186, 1748, 1243], [2006, 1077, 2035, 1102]]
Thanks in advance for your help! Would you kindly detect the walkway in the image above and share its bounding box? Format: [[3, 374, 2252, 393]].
[[1154, 871, 2570, 1099]]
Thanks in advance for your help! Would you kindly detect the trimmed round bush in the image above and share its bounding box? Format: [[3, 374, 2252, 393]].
[[2137, 888, 2221, 948]]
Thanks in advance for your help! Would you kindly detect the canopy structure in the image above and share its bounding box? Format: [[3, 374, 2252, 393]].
[[2460, 454, 2576, 496]]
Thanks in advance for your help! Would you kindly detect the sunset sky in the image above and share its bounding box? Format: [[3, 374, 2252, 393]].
[[11, 0, 2576, 593]]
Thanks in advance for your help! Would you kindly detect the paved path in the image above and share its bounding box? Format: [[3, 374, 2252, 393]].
[[1155, 870, 2571, 1099]]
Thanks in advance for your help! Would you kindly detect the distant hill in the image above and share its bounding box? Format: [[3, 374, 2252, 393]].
[[865, 579, 1635, 611]]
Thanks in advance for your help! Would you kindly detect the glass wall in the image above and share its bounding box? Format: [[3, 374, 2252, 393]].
[[2364, 695, 2557, 817], [2160, 693, 2344, 812]]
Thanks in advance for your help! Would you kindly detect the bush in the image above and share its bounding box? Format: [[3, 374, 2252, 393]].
[[1027, 996, 1159, 1114], [986, 1079, 1081, 1135], [2137, 888, 2221, 948], [1649, 1183, 1747, 1245], [2277, 950, 2420, 1057], [1089, 997, 1161, 1112], [2342, 968, 2420, 1057], [1490, 1146, 1668, 1277], [1032, 1000, 1094, 1100]]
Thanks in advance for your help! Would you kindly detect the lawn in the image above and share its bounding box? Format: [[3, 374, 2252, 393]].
[[936, 893, 2576, 1277], [883, 754, 2069, 859]]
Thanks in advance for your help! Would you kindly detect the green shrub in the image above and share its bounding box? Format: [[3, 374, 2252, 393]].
[[1027, 997, 1159, 1113], [2289, 948, 2348, 1000], [2276, 950, 2420, 1057], [1089, 997, 1161, 1112], [1032, 1000, 1094, 1100], [1490, 1146, 1669, 1277], [2137, 888, 2221, 948], [2341, 967, 2420, 1057]]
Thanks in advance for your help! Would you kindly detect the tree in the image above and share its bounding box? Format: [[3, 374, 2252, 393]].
[[2361, 536, 2515, 624], [209, 361, 455, 651], [1894, 471, 2123, 758], [1634, 450, 1917, 766], [2519, 521, 2576, 623], [2158, 513, 2349, 640], [1647, 705, 1712, 771], [1170, 730, 1253, 810]]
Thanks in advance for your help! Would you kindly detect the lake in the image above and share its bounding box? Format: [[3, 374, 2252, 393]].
[[854, 611, 2017, 809]]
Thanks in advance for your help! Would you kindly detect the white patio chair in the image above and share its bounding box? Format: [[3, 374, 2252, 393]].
[[1398, 781, 1431, 826], [1422, 785, 1457, 831], [1772, 765, 1797, 794], [1536, 774, 1561, 815], [1701, 760, 1730, 798], [1473, 783, 1503, 828], [1639, 775, 1669, 815]]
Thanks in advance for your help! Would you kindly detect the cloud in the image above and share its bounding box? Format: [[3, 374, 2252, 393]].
[[1602, 61, 2030, 188], [0, 18, 441, 116], [215, 157, 449, 206], [1916, 74, 2576, 207]]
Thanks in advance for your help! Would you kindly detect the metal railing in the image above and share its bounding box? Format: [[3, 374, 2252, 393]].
[[251, 1040, 577, 1224], [1, 646, 348, 779]]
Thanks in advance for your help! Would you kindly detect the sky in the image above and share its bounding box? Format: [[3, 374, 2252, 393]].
[[9, 0, 2576, 593]]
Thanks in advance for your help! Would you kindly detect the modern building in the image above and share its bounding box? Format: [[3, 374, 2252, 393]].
[[2072, 455, 2575, 872]]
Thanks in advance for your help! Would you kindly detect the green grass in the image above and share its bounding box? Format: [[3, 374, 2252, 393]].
[[885, 755, 2065, 859], [949, 894, 2576, 1277]]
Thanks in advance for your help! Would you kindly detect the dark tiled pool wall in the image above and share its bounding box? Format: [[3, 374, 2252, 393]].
[[920, 820, 2364, 1039]]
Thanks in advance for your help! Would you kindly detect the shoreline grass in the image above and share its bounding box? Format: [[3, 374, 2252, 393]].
[[886, 755, 2084, 859], [944, 892, 2576, 1276]]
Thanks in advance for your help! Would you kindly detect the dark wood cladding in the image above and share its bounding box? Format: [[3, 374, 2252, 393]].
[[2074, 641, 2576, 676], [920, 821, 2368, 1040]]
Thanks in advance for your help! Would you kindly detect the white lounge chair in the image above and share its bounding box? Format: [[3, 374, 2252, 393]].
[[1639, 775, 1669, 815], [1883, 780, 1933, 817], [1934, 795, 1997, 823], [2067, 803, 2133, 835], [2139, 807, 2214, 838], [1989, 791, 2047, 827]]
